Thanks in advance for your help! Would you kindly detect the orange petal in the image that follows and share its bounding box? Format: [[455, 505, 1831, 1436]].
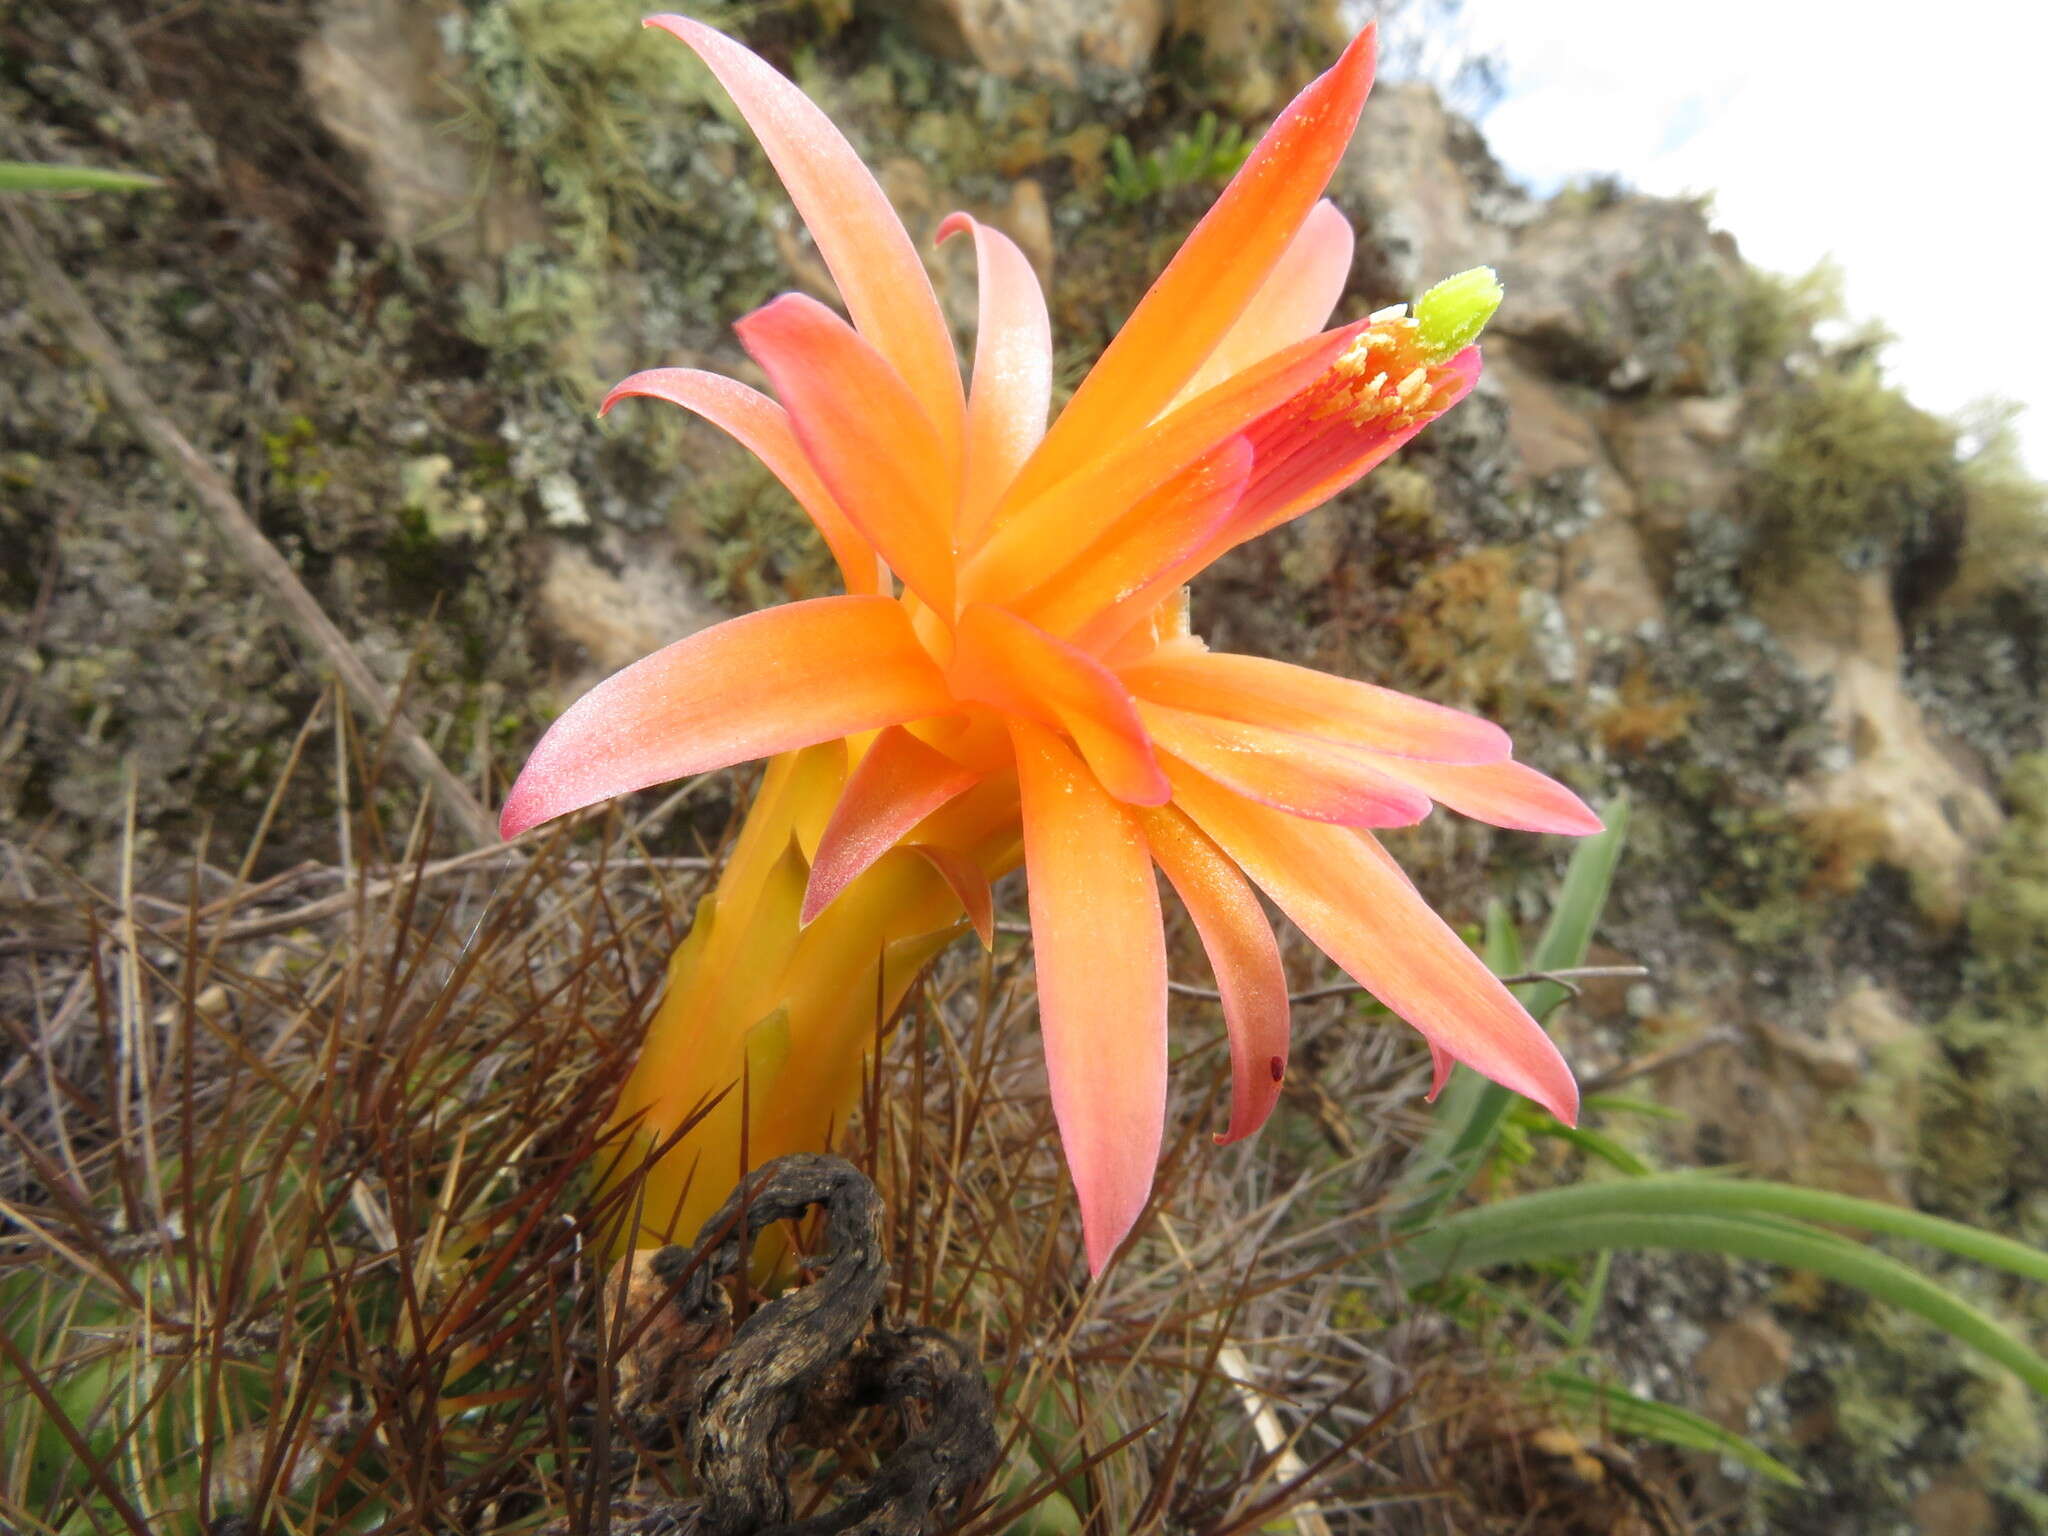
[[1013, 720, 1167, 1273], [938, 213, 1053, 546], [952, 604, 1169, 805], [1177, 199, 1355, 403], [1143, 704, 1434, 827], [1010, 27, 1376, 504], [964, 320, 1365, 604], [499, 596, 952, 837], [1022, 437, 1253, 647], [803, 726, 980, 923], [1122, 649, 1510, 765], [906, 842, 995, 948], [1168, 762, 1579, 1126], [1141, 804, 1290, 1145], [644, 15, 963, 464], [1367, 755, 1605, 836], [601, 367, 880, 594], [737, 293, 957, 613]]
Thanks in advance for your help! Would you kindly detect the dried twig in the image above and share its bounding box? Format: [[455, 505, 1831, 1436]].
[[1, 198, 498, 849], [1166, 965, 1651, 1007], [1580, 1027, 1741, 1096]]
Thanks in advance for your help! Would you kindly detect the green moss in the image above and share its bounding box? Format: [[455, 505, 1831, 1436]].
[[1921, 756, 2048, 1234], [1677, 259, 1845, 389], [690, 460, 840, 608], [1745, 364, 1961, 570], [1790, 1289, 2048, 1521]]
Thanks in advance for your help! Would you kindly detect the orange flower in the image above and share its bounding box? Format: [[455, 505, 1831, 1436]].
[[502, 14, 1600, 1272]]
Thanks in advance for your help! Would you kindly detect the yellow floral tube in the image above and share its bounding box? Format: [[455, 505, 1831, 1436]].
[[610, 742, 1017, 1247]]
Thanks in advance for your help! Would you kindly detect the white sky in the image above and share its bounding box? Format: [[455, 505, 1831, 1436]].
[[1384, 0, 2047, 473]]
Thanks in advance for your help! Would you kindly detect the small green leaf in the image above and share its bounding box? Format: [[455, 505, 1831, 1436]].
[[1534, 1122, 1653, 1176]]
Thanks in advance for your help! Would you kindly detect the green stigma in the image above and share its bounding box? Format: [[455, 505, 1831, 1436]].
[[1415, 266, 1503, 361]]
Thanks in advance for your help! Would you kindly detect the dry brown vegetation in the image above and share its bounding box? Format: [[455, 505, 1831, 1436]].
[[1, 687, 1697, 1534]]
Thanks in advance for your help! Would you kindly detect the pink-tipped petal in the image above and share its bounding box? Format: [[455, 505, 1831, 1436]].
[[1369, 756, 1606, 836], [802, 726, 980, 923], [499, 596, 952, 838], [737, 293, 957, 612], [1177, 199, 1356, 403], [1168, 762, 1579, 1127], [1012, 27, 1377, 502], [1143, 704, 1434, 827], [1013, 721, 1168, 1273], [1141, 805, 1290, 1145], [1426, 1041, 1454, 1100], [952, 604, 1170, 805], [906, 842, 995, 948], [937, 213, 1053, 545], [1122, 649, 1510, 765], [601, 367, 879, 594], [644, 15, 963, 460], [1214, 347, 1482, 560], [965, 320, 1366, 604]]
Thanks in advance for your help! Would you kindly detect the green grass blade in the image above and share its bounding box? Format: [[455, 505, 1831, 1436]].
[[1404, 1174, 2048, 1284], [1398, 799, 1628, 1220], [1403, 1209, 2048, 1397], [1539, 1369, 1803, 1487], [1533, 1123, 1653, 1177], [0, 161, 165, 193], [1522, 793, 1631, 1018], [1567, 1249, 1614, 1349]]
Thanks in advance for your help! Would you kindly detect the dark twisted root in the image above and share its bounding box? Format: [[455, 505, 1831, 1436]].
[[599, 1154, 998, 1536]]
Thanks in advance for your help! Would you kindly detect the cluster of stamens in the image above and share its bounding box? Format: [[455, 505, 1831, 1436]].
[[1310, 308, 1451, 431]]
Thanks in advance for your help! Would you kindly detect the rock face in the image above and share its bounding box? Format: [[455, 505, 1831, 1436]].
[[1337, 79, 1527, 300], [889, 0, 1169, 82], [1767, 571, 2002, 929], [299, 0, 544, 269]]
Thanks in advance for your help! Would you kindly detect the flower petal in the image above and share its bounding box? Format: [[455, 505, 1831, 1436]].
[[601, 367, 880, 595], [645, 14, 963, 461], [1140, 804, 1290, 1145], [1367, 755, 1605, 836], [1168, 763, 1579, 1126], [937, 213, 1053, 545], [906, 842, 995, 948], [1143, 704, 1434, 827], [803, 726, 980, 924], [1013, 720, 1167, 1272], [500, 596, 952, 838], [1021, 437, 1253, 648], [737, 293, 957, 612], [1010, 27, 1376, 503], [1122, 648, 1510, 765], [953, 604, 1169, 805], [1176, 199, 1355, 404], [964, 320, 1365, 603]]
